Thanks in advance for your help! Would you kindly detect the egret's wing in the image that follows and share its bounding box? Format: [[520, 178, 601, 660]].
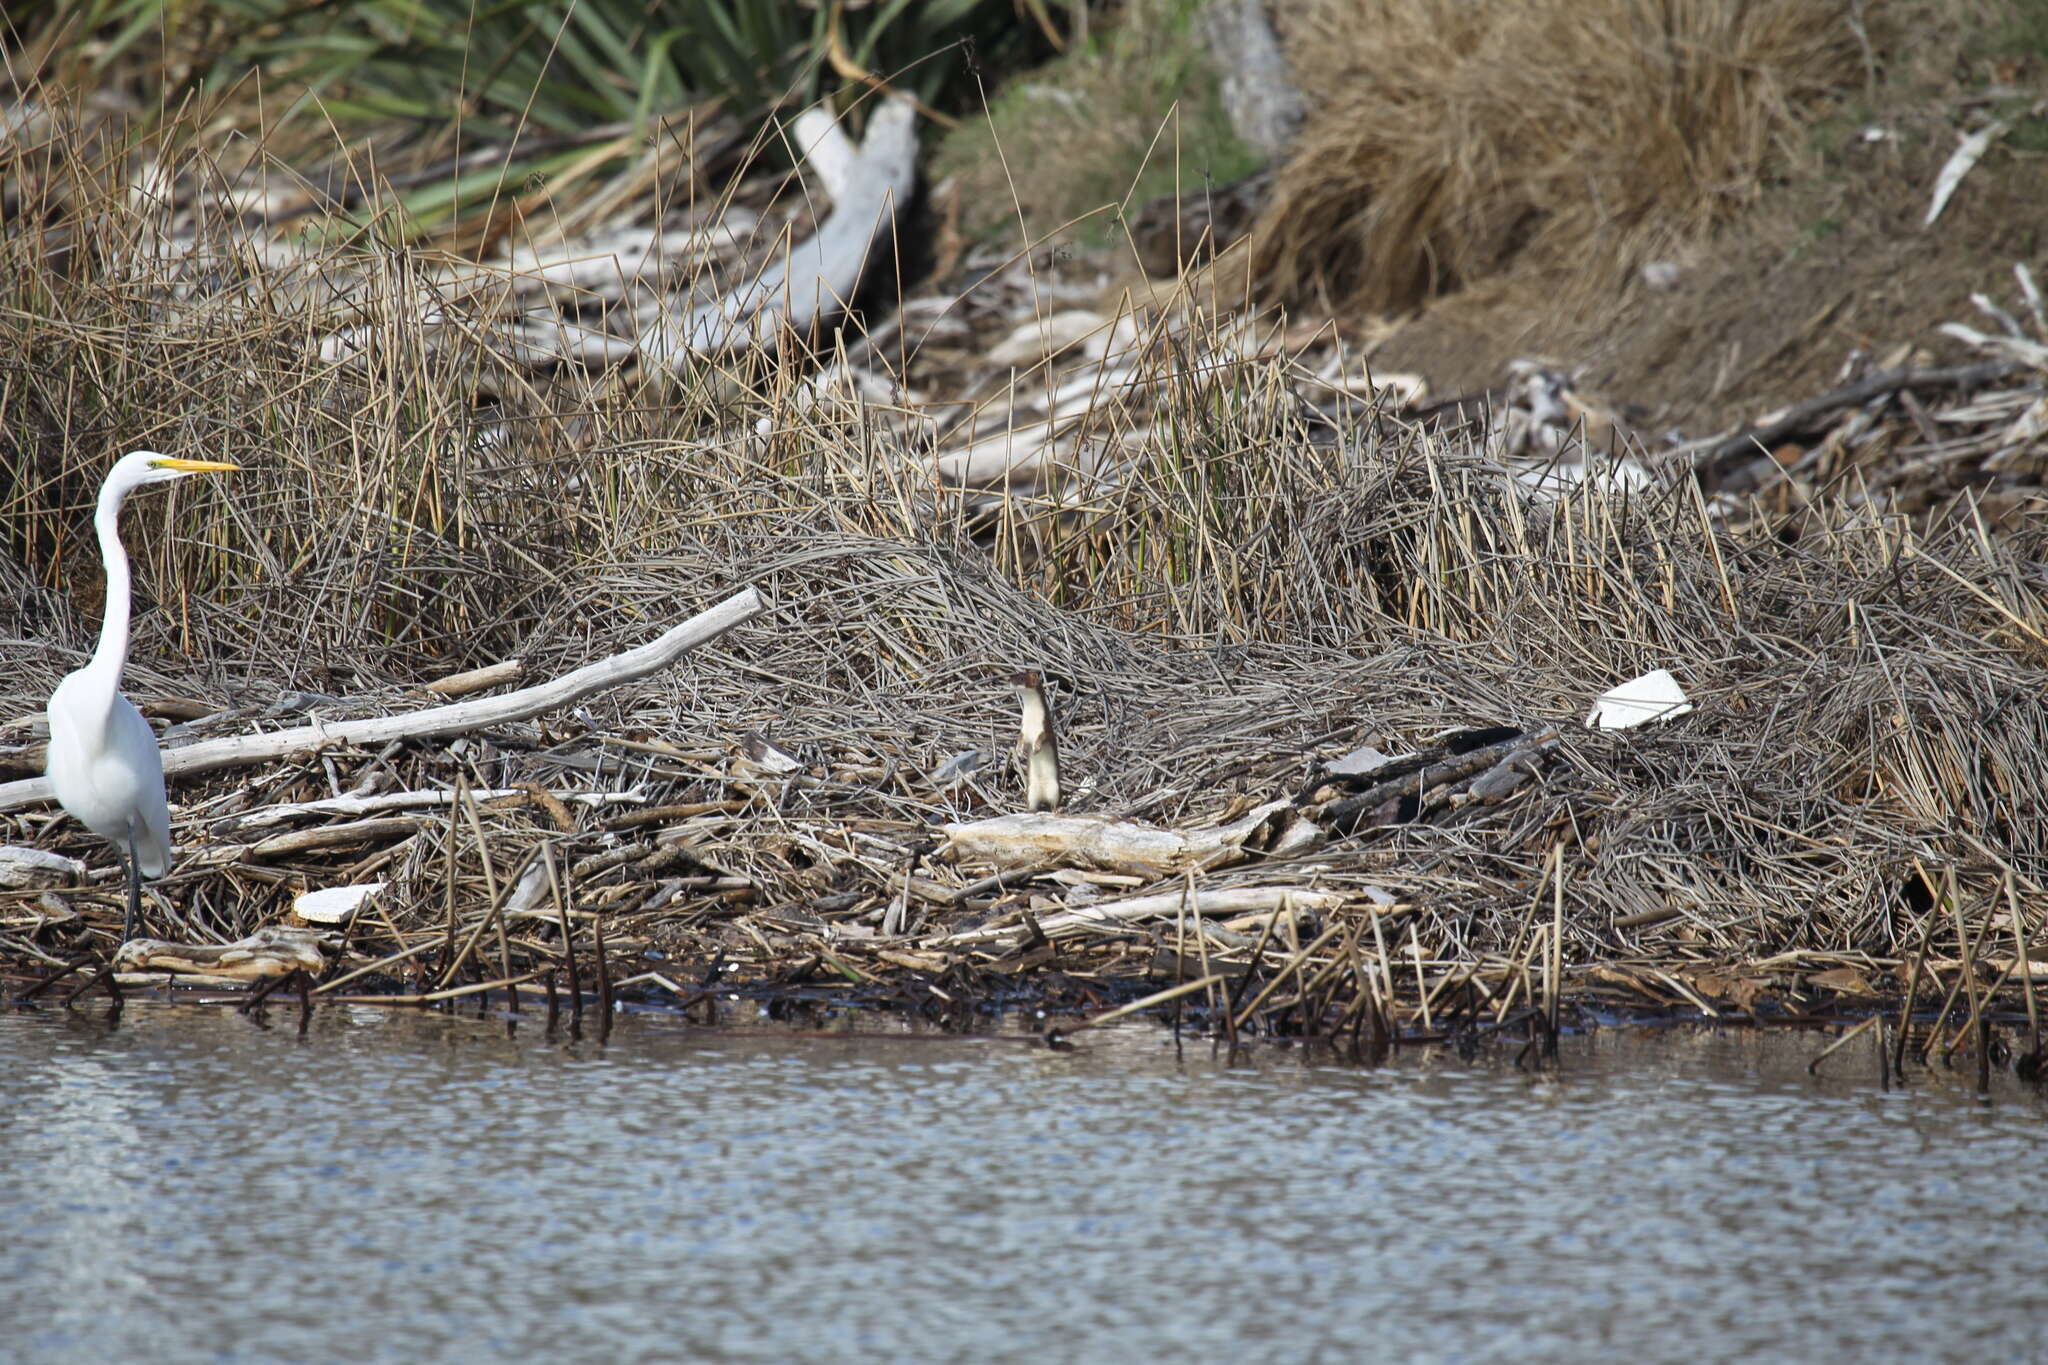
[[105, 694, 173, 876]]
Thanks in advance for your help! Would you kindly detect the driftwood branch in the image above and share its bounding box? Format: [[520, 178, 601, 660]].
[[1695, 360, 2028, 475], [114, 925, 336, 979], [665, 97, 917, 360], [1320, 728, 1559, 833], [934, 886, 1356, 948], [940, 798, 1300, 876], [564, 97, 919, 367], [0, 586, 766, 813]]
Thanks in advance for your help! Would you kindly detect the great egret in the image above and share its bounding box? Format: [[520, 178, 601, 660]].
[[46, 450, 238, 943]]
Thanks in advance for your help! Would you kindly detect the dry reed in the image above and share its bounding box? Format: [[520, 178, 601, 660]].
[[1251, 0, 1865, 314]]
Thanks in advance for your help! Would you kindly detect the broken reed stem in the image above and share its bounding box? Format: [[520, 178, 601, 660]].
[[1326, 924, 1371, 1030], [1408, 925, 1432, 1032], [457, 782, 519, 1012], [1546, 845, 1564, 1039], [547, 841, 583, 1028], [436, 849, 520, 991], [1222, 904, 1284, 1040], [314, 936, 442, 994], [1187, 873, 1222, 1023], [1231, 919, 1345, 1032], [1807, 1013, 1882, 1074], [1927, 871, 1993, 1063], [2012, 873, 2041, 1058], [439, 773, 462, 986], [1365, 903, 1398, 1030], [1493, 869, 1549, 1023], [1951, 869, 1989, 1062], [1064, 974, 1226, 1038], [1293, 929, 1365, 1016], [593, 910, 614, 1034], [1892, 863, 1944, 1076], [1494, 917, 1554, 1023]]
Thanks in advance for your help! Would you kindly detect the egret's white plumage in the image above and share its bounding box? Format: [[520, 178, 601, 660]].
[[45, 450, 237, 941]]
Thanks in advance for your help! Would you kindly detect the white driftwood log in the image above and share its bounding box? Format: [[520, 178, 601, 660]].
[[936, 886, 1354, 948], [216, 787, 646, 835], [113, 924, 337, 979], [940, 799, 1299, 875], [660, 96, 919, 361], [249, 817, 424, 861], [0, 586, 766, 813], [0, 845, 85, 889], [214, 788, 525, 833]]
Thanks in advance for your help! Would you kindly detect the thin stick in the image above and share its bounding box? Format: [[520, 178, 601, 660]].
[[545, 841, 583, 1029], [315, 936, 442, 994], [1408, 925, 1433, 1032], [332, 971, 546, 1005], [1892, 864, 1943, 1077], [1546, 845, 1564, 1040], [1058, 974, 1226, 1040], [2011, 872, 2039, 1060], [1807, 1013, 1881, 1074], [0, 588, 771, 812], [593, 911, 614, 1036], [1231, 920, 1345, 1032], [1365, 902, 1398, 1034]]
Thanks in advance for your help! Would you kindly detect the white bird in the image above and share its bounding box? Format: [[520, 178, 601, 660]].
[[46, 450, 238, 943]]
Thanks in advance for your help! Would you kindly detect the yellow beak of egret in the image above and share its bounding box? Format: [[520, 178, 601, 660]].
[[151, 457, 241, 473]]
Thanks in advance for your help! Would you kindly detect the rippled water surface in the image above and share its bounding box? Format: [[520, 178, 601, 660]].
[[2, 1005, 2043, 1363]]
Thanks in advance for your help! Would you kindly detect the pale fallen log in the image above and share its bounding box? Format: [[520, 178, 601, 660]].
[[936, 886, 1354, 948], [114, 925, 337, 979], [667, 97, 917, 359], [790, 105, 860, 199], [215, 788, 524, 833], [0, 586, 766, 813], [0, 845, 84, 889], [940, 799, 1302, 876], [218, 786, 646, 835], [249, 817, 424, 861]]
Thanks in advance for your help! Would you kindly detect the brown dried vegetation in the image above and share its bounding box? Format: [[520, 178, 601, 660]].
[[1251, 0, 1867, 315], [1, 91, 2045, 1056]]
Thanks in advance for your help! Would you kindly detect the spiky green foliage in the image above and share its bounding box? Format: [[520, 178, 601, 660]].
[[5, 1, 1081, 138]]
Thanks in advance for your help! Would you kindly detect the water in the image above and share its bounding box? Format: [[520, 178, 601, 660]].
[[2, 1005, 2042, 1364]]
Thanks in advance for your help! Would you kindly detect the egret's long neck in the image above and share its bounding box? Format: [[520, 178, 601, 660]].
[[85, 479, 135, 694]]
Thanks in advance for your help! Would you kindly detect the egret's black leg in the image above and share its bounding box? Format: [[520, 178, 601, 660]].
[[122, 828, 143, 944]]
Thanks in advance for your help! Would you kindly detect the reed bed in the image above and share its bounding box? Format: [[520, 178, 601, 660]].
[[1, 96, 2044, 1071]]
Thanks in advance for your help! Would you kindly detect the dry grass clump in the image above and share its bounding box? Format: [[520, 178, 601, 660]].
[[1250, 0, 1865, 315]]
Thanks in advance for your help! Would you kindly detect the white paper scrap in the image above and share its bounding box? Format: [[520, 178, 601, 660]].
[[1586, 669, 1696, 730], [294, 882, 386, 926], [1324, 744, 1394, 777]]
